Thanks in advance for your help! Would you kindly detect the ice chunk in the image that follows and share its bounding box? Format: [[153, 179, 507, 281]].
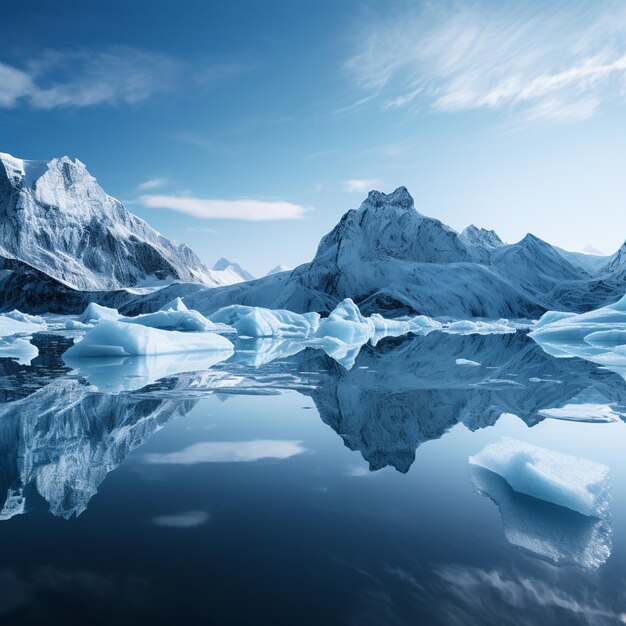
[[534, 310, 578, 329], [0, 336, 39, 365], [78, 303, 121, 324], [315, 299, 374, 344], [209, 304, 320, 338], [443, 319, 516, 335], [469, 438, 610, 518], [0, 310, 47, 337], [456, 358, 480, 366], [160, 297, 188, 312], [470, 464, 612, 571], [369, 313, 441, 346], [538, 388, 624, 423], [64, 320, 234, 358], [121, 307, 219, 332]]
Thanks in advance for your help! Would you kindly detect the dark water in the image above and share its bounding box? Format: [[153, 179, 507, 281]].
[[1, 332, 626, 625]]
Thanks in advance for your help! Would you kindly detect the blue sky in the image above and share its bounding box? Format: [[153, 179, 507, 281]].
[[2, 0, 626, 275]]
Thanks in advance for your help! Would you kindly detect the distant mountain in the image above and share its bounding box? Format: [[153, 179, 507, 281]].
[[166, 187, 626, 319], [0, 152, 241, 292], [212, 257, 255, 282], [266, 265, 292, 276], [555, 246, 610, 274]]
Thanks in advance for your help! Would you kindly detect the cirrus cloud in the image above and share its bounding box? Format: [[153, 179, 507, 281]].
[[344, 1, 626, 125], [139, 194, 309, 221]]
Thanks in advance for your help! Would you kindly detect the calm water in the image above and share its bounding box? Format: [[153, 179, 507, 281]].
[[1, 331, 626, 625]]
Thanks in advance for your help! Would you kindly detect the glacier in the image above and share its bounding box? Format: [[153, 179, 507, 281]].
[[63, 320, 234, 358], [469, 439, 611, 518]]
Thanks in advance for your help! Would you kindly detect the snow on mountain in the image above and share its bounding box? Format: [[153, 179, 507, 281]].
[[211, 257, 256, 282], [0, 151, 235, 291], [181, 187, 595, 318], [266, 265, 292, 276], [601, 241, 626, 278], [460, 225, 504, 249]]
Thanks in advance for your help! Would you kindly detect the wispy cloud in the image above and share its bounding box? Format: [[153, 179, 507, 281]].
[[0, 47, 250, 110], [0, 47, 179, 109], [143, 440, 307, 464], [344, 1, 626, 124], [136, 177, 168, 191], [139, 194, 309, 221], [342, 179, 382, 193]]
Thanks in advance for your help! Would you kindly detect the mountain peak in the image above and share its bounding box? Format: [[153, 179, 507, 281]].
[[212, 257, 233, 271], [211, 257, 255, 282], [0, 149, 219, 290], [461, 225, 504, 249], [361, 186, 415, 211]]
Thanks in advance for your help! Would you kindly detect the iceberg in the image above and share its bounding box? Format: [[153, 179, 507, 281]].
[[71, 300, 221, 333], [0, 310, 47, 337], [63, 320, 234, 358], [78, 303, 121, 324], [121, 299, 219, 332], [469, 439, 610, 518], [315, 299, 374, 344], [470, 464, 612, 570], [208, 304, 320, 338]]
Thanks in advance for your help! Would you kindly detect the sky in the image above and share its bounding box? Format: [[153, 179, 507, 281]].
[[2, 0, 626, 275]]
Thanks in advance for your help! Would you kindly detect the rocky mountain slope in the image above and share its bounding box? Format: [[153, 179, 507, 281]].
[[0, 151, 242, 292]]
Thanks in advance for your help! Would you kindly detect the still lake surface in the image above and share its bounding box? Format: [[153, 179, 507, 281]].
[[0, 330, 625, 625]]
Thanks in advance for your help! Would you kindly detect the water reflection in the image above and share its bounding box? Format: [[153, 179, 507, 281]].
[[0, 331, 625, 524]]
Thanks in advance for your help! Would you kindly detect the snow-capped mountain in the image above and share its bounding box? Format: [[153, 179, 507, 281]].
[[460, 225, 504, 249], [266, 265, 292, 276], [171, 187, 626, 319], [212, 257, 255, 282], [0, 152, 238, 291]]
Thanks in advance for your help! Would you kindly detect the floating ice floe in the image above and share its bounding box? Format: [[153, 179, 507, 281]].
[[470, 464, 612, 571], [537, 388, 624, 423], [64, 320, 234, 358], [68, 300, 221, 333], [208, 304, 320, 338], [469, 438, 610, 518], [121, 298, 221, 332], [442, 319, 517, 335], [0, 310, 47, 337], [456, 358, 481, 366], [530, 294, 626, 378]]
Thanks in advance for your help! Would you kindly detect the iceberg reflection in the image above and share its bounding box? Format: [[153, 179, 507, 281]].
[[63, 350, 235, 393]]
